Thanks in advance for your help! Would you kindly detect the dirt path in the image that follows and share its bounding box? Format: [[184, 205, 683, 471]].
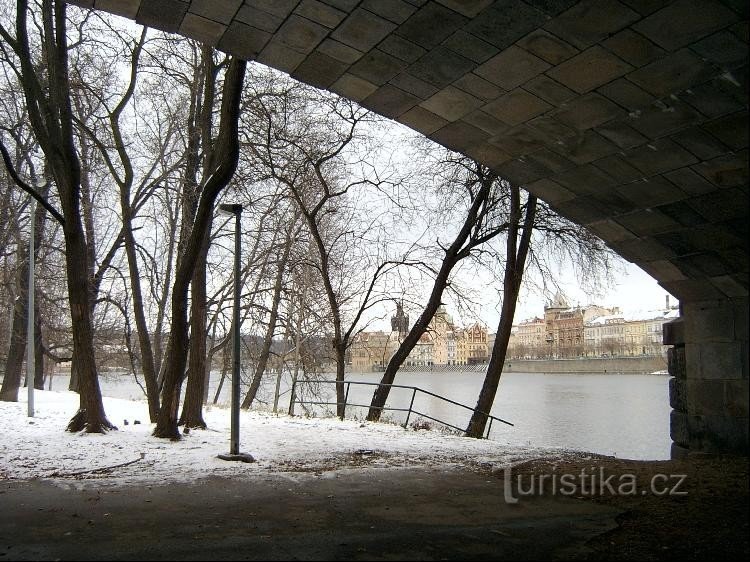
[[1, 456, 746, 561]]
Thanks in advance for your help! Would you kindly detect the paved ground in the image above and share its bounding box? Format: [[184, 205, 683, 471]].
[[0, 466, 621, 561]]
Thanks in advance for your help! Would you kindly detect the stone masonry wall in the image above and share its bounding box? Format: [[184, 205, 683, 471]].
[[666, 297, 749, 456]]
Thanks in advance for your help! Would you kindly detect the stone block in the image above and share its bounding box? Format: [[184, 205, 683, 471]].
[[692, 341, 745, 379], [683, 299, 742, 344], [488, 125, 545, 156], [294, 0, 347, 28], [627, 49, 717, 98], [180, 13, 226, 46], [553, 163, 617, 192], [594, 121, 647, 150], [554, 93, 625, 130], [527, 116, 577, 142], [429, 120, 490, 153], [626, 138, 698, 177], [592, 155, 642, 184], [710, 275, 750, 299], [692, 30, 748, 69], [726, 379, 749, 417], [464, 0, 547, 50], [627, 100, 703, 140], [655, 201, 709, 228], [692, 153, 749, 188], [610, 237, 676, 263], [494, 157, 551, 185], [189, 0, 243, 24], [663, 167, 715, 196], [389, 73, 438, 99], [482, 89, 551, 127], [522, 76, 577, 106], [516, 29, 580, 65], [670, 442, 690, 459], [395, 2, 467, 49], [669, 376, 687, 411], [543, 0, 640, 50], [638, 259, 687, 283], [463, 142, 513, 168], [420, 86, 484, 121], [703, 111, 749, 151], [475, 46, 550, 90], [547, 46, 633, 94], [682, 80, 746, 120], [236, 4, 283, 33], [361, 84, 420, 118], [597, 79, 654, 112], [526, 178, 576, 204], [442, 31, 499, 64], [552, 197, 612, 226], [408, 46, 476, 89], [687, 413, 749, 454], [435, 0, 494, 18], [617, 176, 688, 207], [667, 343, 686, 371], [378, 35, 426, 63], [660, 278, 727, 303], [330, 73, 378, 102], [688, 379, 727, 416], [217, 21, 271, 59], [671, 127, 729, 161], [670, 409, 690, 446], [292, 51, 348, 89], [97, 0, 139, 18], [136, 0, 188, 33], [274, 15, 328, 55], [551, 130, 618, 165], [602, 28, 665, 67], [362, 0, 417, 24], [257, 41, 307, 73], [525, 148, 575, 174], [350, 49, 408, 86], [245, 0, 297, 19], [332, 8, 397, 52], [615, 208, 681, 237], [633, 0, 739, 51], [586, 218, 637, 242], [462, 110, 510, 136], [453, 73, 504, 102], [398, 106, 448, 135], [317, 39, 363, 65], [686, 188, 748, 224]]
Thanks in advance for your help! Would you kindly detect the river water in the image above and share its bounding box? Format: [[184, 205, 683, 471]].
[[47, 369, 672, 461]]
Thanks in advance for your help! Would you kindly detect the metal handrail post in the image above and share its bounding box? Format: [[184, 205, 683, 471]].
[[341, 381, 351, 419], [403, 387, 417, 428]]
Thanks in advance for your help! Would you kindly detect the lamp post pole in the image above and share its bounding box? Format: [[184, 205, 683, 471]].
[[27, 199, 36, 417], [217, 203, 254, 463]]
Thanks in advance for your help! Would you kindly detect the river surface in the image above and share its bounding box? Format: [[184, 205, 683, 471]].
[[47, 369, 671, 461]]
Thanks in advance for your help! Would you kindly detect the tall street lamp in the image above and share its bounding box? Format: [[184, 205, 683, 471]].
[[217, 203, 254, 463]]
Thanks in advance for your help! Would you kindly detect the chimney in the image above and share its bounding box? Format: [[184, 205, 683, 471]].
[[666, 295, 669, 310]]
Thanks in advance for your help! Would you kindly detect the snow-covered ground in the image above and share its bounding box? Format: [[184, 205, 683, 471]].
[[0, 390, 558, 488]]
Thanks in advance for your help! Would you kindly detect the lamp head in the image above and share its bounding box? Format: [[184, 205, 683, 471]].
[[218, 203, 243, 215]]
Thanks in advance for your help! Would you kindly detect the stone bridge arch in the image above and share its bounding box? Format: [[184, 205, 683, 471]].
[[67, 0, 748, 455]]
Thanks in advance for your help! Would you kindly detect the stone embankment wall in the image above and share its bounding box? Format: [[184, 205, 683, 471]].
[[502, 356, 666, 374]]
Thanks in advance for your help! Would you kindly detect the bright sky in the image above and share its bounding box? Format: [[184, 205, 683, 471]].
[[0, 390, 547, 486]]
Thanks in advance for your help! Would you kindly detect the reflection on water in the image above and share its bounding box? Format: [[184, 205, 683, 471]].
[[47, 369, 671, 461]]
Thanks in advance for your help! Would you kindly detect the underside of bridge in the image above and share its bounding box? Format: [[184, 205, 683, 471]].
[[68, 0, 748, 455]]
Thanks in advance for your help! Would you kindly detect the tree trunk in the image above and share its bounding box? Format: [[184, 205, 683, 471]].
[[466, 191, 536, 438], [179, 226, 211, 429], [153, 57, 246, 439], [241, 224, 296, 409], [367, 177, 494, 422]]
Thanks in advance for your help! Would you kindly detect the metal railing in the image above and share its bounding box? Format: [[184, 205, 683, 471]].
[[290, 379, 513, 439]]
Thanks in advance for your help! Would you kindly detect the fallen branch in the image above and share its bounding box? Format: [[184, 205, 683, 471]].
[[48, 453, 146, 478]]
